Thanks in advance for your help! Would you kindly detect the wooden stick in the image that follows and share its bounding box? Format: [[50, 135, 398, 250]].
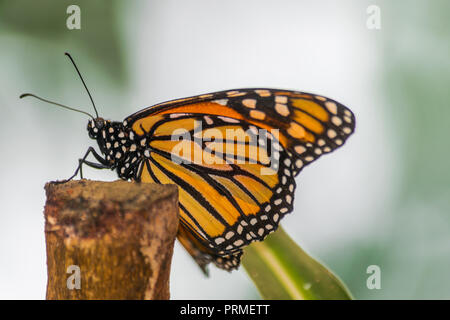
[[44, 180, 179, 300]]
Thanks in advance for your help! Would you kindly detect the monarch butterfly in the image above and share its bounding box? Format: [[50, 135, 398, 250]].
[[21, 53, 355, 273]]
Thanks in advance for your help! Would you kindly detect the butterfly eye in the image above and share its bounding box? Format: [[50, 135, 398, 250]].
[[95, 118, 105, 130]]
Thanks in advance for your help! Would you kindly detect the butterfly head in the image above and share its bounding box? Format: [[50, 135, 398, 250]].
[[87, 118, 116, 158], [87, 118, 133, 171], [87, 117, 106, 140]]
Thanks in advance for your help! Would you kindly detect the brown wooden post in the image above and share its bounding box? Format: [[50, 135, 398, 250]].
[[44, 180, 179, 300]]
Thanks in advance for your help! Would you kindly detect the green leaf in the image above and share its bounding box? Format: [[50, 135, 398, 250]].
[[242, 226, 353, 300]]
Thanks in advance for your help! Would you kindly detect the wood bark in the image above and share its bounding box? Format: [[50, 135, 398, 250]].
[[44, 180, 179, 300]]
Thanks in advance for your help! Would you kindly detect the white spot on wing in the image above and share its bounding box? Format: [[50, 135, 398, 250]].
[[275, 96, 288, 103], [218, 116, 240, 123], [275, 103, 290, 116], [204, 116, 213, 125], [242, 99, 257, 109], [213, 99, 228, 106], [325, 101, 338, 114]]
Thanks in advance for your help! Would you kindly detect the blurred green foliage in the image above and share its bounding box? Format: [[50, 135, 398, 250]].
[[243, 226, 353, 300], [0, 0, 127, 83], [323, 0, 450, 299]]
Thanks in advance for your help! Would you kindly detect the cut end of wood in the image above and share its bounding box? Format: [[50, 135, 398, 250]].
[[44, 179, 179, 300]]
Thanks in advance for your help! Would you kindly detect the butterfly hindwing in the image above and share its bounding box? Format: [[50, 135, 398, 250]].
[[135, 112, 295, 270]]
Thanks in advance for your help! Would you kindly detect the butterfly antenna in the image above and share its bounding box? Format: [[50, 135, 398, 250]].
[[64, 52, 99, 118], [19, 93, 95, 119]]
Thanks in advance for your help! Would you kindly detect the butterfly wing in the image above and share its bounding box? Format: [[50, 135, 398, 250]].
[[125, 88, 355, 271]]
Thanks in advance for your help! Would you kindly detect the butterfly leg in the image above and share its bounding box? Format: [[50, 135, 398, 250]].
[[58, 147, 110, 183], [77, 159, 110, 178]]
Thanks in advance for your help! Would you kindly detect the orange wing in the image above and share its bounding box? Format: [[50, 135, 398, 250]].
[[125, 88, 355, 271]]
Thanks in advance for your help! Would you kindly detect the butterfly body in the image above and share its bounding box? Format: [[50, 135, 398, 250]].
[[83, 88, 355, 272], [87, 118, 142, 179]]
